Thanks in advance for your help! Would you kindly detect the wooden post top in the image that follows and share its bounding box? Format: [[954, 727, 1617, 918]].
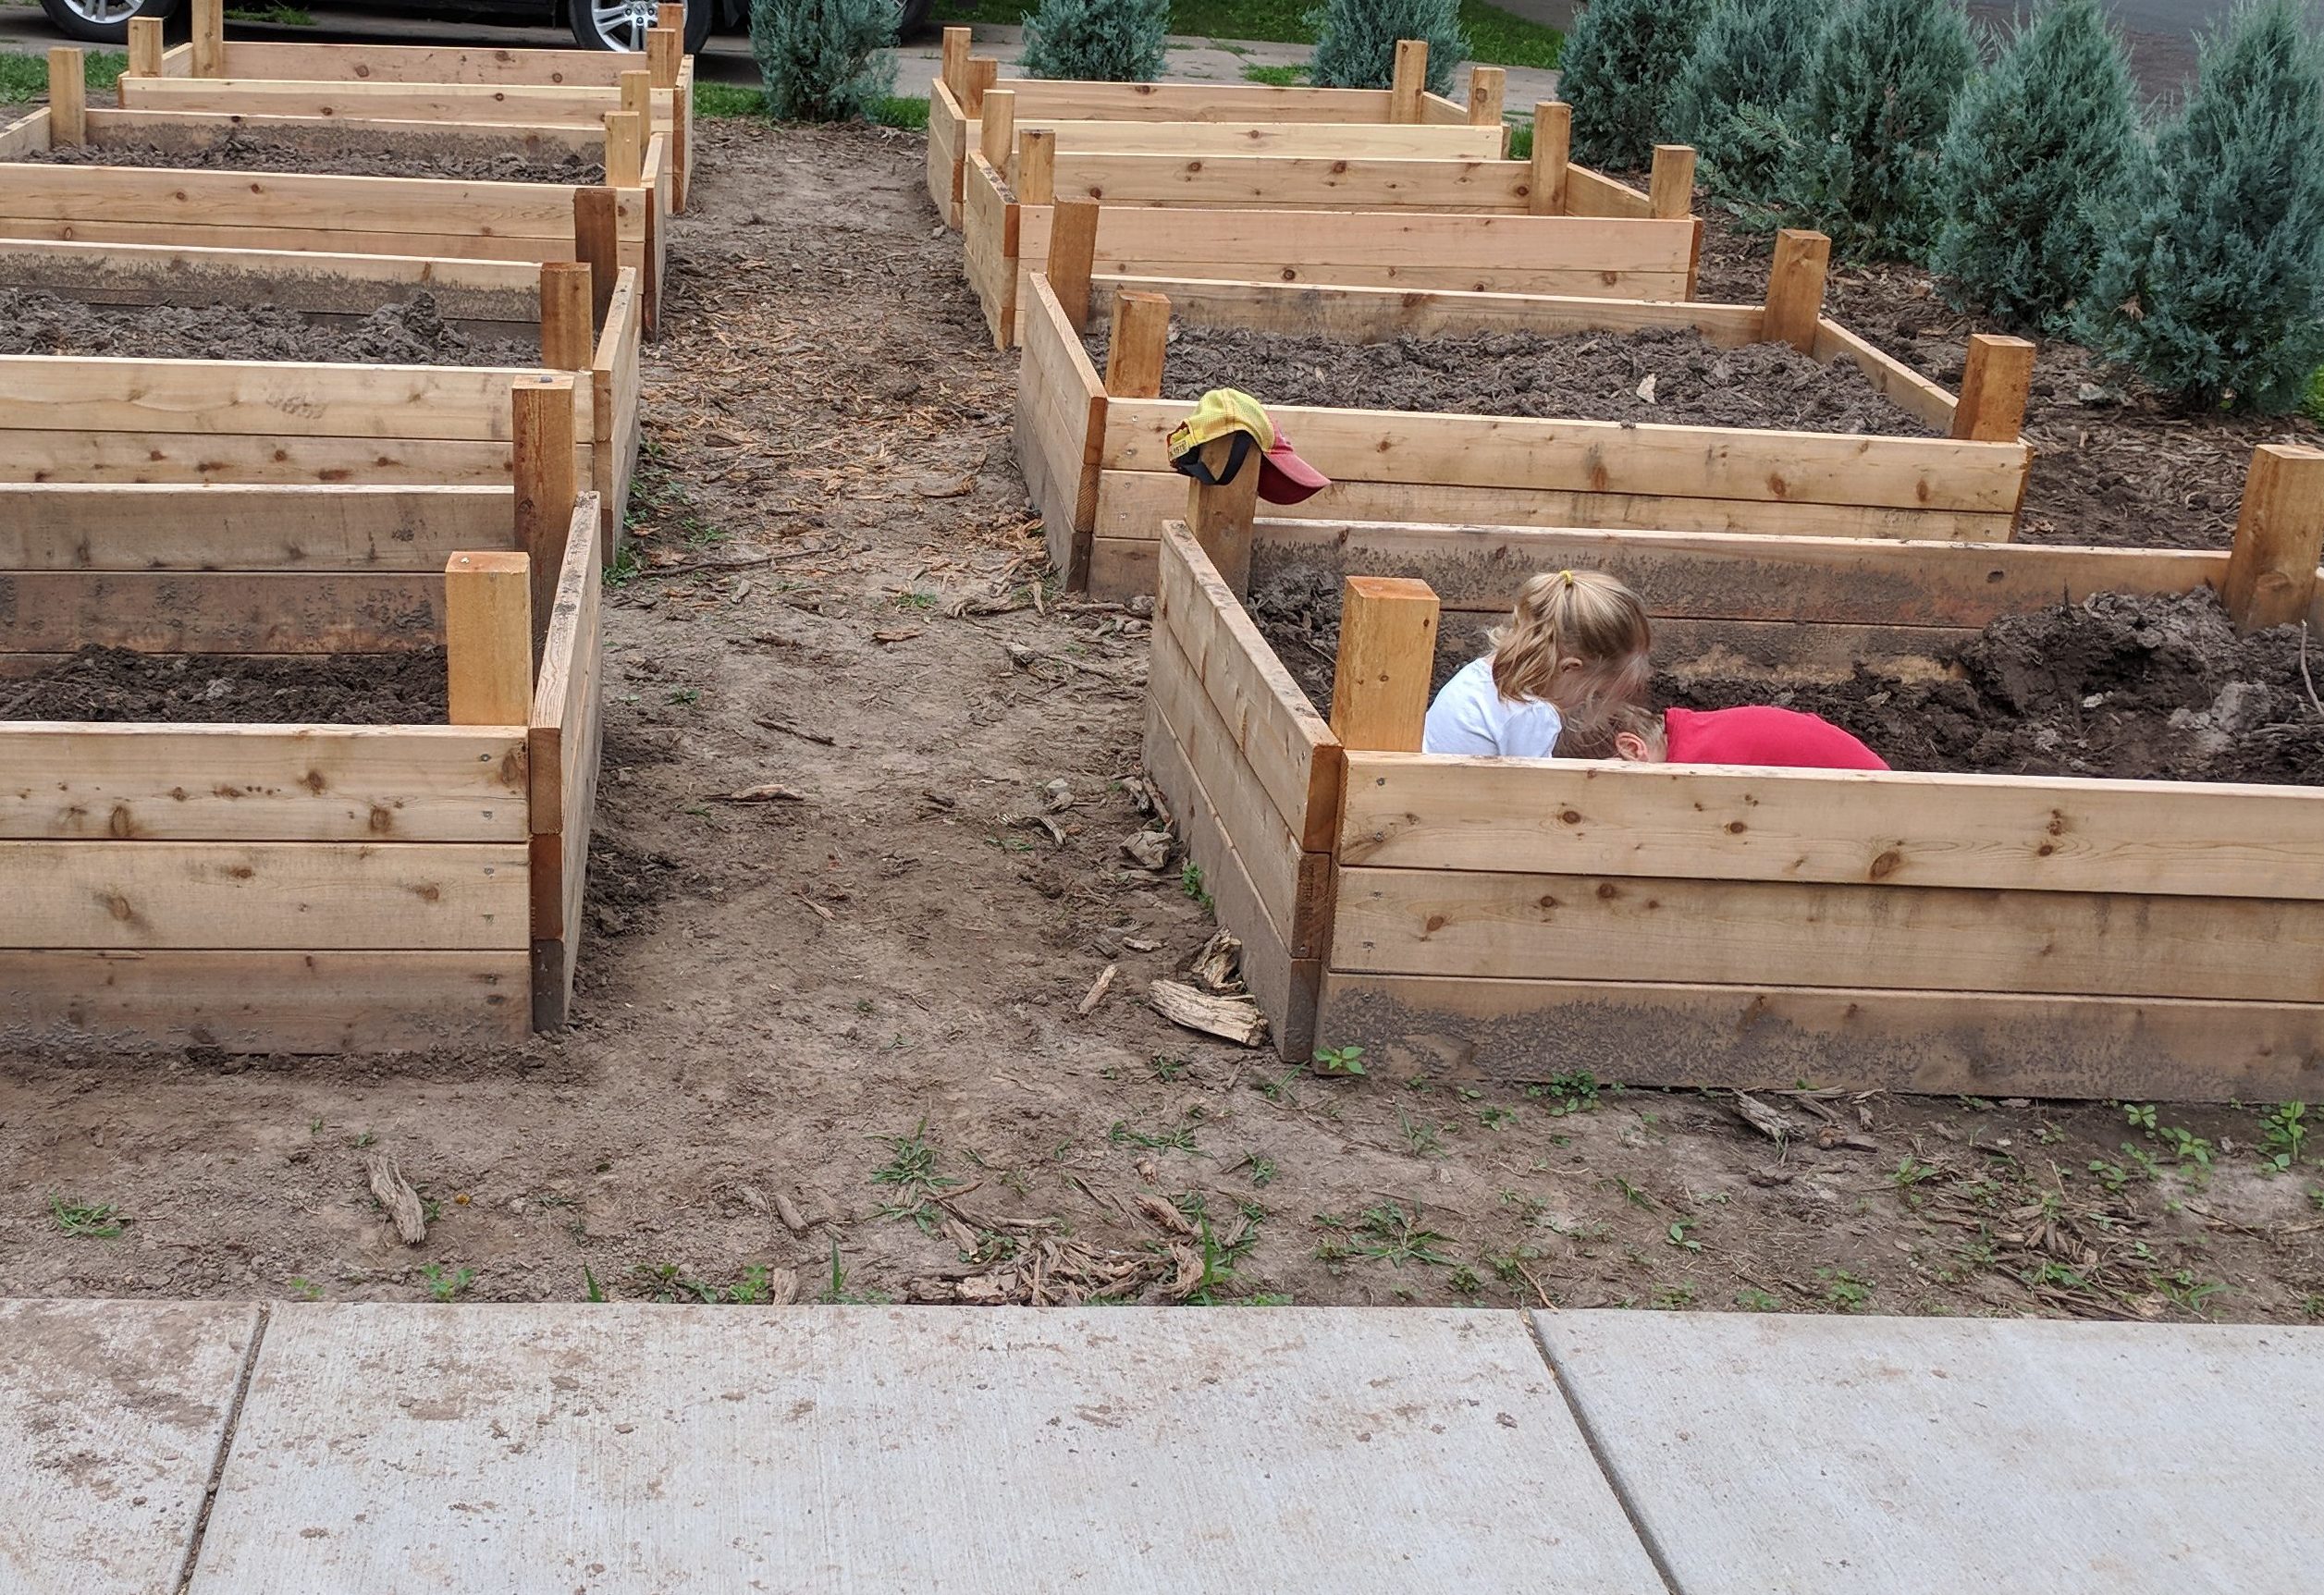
[[1332, 575, 1441, 754]]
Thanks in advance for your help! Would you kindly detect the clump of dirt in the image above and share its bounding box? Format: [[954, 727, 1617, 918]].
[[5, 647, 448, 725], [26, 133, 604, 185], [1689, 214, 2324, 550], [1089, 320, 1938, 436], [0, 288, 537, 366], [1247, 564, 2323, 786]]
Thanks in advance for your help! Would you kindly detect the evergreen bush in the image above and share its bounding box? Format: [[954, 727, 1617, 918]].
[[1019, 0, 1170, 83], [750, 0, 898, 122], [1929, 0, 2143, 331], [1664, 0, 1823, 204], [1560, 0, 1712, 168], [2079, 0, 2324, 413], [1779, 0, 1976, 257], [1307, 0, 1466, 94]]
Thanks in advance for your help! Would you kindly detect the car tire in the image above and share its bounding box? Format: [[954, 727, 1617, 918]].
[[897, 0, 934, 38], [571, 0, 712, 54], [39, 0, 178, 45]]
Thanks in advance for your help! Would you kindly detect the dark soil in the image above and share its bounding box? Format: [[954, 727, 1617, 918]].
[[1248, 562, 2324, 788], [1091, 321, 1938, 436], [26, 132, 604, 186], [4, 646, 448, 725], [1690, 214, 2324, 550], [0, 288, 536, 366]]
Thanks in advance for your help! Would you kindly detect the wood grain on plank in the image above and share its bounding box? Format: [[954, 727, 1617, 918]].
[[0, 484, 513, 570]]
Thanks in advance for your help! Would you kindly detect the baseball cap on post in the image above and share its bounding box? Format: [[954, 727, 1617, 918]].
[[1165, 387, 1330, 506]]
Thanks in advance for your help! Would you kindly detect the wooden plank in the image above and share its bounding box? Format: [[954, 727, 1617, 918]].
[[2, 950, 530, 1049], [0, 725, 528, 842], [1096, 474, 2018, 548], [0, 484, 513, 570], [1232, 519, 2229, 625], [527, 495, 604, 837], [1087, 205, 1696, 277], [1150, 622, 1333, 957], [1, 571, 443, 652], [0, 108, 50, 163], [4, 840, 531, 950], [1014, 120, 1504, 161], [0, 434, 520, 485], [1812, 318, 1959, 433], [117, 76, 674, 129], [0, 165, 577, 239], [1015, 276, 1106, 573], [1095, 277, 1750, 340], [928, 83, 965, 226], [1564, 166, 1652, 219], [0, 357, 581, 443], [85, 104, 609, 156], [1332, 866, 2324, 1002], [1143, 690, 1318, 1062], [1157, 521, 1340, 853], [0, 217, 587, 264], [1103, 401, 2028, 514], [1046, 153, 1538, 212], [966, 81, 1396, 122], [961, 153, 1017, 346], [1338, 753, 2324, 901], [0, 236, 541, 320], [528, 497, 603, 1027], [217, 41, 647, 85]]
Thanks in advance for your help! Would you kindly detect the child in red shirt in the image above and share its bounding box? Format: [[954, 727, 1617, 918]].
[[1599, 704, 1888, 770]]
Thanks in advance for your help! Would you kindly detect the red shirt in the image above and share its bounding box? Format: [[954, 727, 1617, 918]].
[[1664, 706, 1888, 770]]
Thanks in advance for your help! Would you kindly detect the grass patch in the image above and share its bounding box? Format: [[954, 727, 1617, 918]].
[[689, 81, 928, 129], [933, 2, 1561, 68], [2306, 366, 2323, 425], [226, 3, 314, 23], [0, 49, 127, 104], [1240, 63, 1309, 86]]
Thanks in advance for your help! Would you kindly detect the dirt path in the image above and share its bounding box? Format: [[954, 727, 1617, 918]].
[[2, 120, 2318, 1323]]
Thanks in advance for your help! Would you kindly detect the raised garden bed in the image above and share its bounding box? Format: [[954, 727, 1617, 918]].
[[1144, 442, 2324, 1098], [117, 5, 695, 209], [928, 31, 1511, 230], [962, 106, 1697, 348], [1, 485, 606, 1051], [4, 58, 668, 331], [1018, 231, 2035, 599], [0, 255, 644, 546]]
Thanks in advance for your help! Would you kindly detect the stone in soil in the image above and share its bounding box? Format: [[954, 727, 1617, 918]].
[[5, 647, 449, 725], [0, 288, 537, 366], [1089, 321, 1938, 436]]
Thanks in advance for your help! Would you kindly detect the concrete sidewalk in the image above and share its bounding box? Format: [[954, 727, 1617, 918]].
[[6, 1300, 2318, 1593]]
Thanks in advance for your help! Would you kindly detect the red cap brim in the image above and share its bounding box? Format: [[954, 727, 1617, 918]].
[[1257, 436, 1330, 505]]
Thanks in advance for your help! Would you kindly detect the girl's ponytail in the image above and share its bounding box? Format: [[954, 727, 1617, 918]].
[[1489, 570, 1652, 710]]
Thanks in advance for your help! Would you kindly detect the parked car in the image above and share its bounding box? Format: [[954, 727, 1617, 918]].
[[41, 0, 935, 55]]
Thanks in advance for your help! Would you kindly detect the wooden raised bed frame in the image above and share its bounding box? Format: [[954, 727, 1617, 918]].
[[5, 54, 669, 333], [1, 482, 606, 1051], [1018, 229, 2035, 601], [118, 3, 695, 209], [0, 252, 643, 549], [962, 104, 1697, 348], [928, 31, 1513, 229], [1144, 441, 2324, 1100]]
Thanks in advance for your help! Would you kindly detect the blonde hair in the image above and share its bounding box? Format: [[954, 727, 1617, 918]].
[[1564, 702, 1666, 761], [1489, 569, 1652, 712]]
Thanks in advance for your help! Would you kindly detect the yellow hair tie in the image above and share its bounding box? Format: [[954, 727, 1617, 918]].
[[1559, 570, 1577, 589]]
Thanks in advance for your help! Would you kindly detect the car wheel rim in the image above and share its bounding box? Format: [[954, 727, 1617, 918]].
[[591, 0, 660, 49], [60, 0, 146, 22]]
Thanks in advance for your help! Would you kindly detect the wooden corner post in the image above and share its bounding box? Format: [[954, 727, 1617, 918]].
[[191, 0, 224, 78], [538, 263, 595, 372], [647, 26, 681, 88], [1047, 198, 1101, 328], [941, 26, 971, 99], [1530, 102, 1570, 215], [1016, 128, 1056, 203], [965, 56, 997, 116], [445, 552, 535, 727], [1104, 289, 1169, 399], [1950, 334, 2036, 443], [573, 187, 619, 329], [1332, 578, 1441, 753], [603, 110, 645, 190], [126, 17, 163, 80], [513, 374, 580, 657], [1763, 228, 1830, 352], [1467, 66, 1506, 129], [980, 88, 1016, 174], [1389, 40, 1428, 124], [47, 49, 85, 147], [620, 67, 650, 123], [1187, 436, 1261, 597], [657, 2, 683, 30], [2223, 445, 2324, 633], [1650, 144, 1697, 219]]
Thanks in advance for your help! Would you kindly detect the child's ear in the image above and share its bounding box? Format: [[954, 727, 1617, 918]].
[[1614, 731, 1650, 762]]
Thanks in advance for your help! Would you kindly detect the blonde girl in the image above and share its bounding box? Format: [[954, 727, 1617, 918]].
[[1420, 570, 1652, 758]]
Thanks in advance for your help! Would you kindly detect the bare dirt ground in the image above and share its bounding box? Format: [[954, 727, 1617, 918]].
[[2, 119, 2319, 1323]]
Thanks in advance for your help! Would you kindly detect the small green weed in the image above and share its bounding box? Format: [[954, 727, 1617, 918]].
[[47, 1195, 122, 1239], [1734, 1287, 1781, 1311], [1665, 1219, 1701, 1254], [1148, 1053, 1191, 1082], [2156, 1269, 2224, 1317], [1529, 1071, 1604, 1115], [869, 1121, 962, 1233], [1312, 1044, 1366, 1078], [1109, 1117, 1201, 1153], [287, 1277, 322, 1302], [1319, 1203, 1455, 1268], [1239, 63, 1309, 86], [1819, 1267, 1873, 1311], [1397, 1110, 1445, 1158], [816, 1237, 889, 1305], [421, 1263, 476, 1302], [1478, 1105, 1518, 1130], [1179, 861, 1213, 913], [2259, 1102, 2308, 1173]]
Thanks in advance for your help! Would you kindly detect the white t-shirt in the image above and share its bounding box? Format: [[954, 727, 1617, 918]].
[[1421, 656, 1564, 758]]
